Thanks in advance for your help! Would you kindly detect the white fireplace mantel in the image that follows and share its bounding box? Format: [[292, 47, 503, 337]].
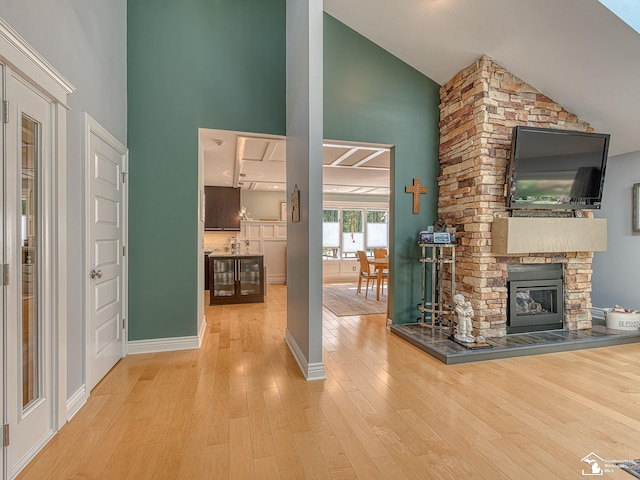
[[491, 217, 607, 255]]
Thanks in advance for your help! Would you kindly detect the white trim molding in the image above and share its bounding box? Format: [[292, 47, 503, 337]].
[[66, 385, 87, 421], [127, 335, 201, 355], [0, 15, 75, 458], [0, 17, 75, 105], [9, 430, 56, 480], [198, 315, 207, 347], [591, 307, 606, 321], [285, 330, 326, 381]]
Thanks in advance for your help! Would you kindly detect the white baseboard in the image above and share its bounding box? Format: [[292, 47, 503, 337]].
[[591, 307, 606, 321], [306, 362, 326, 381], [66, 384, 87, 421], [127, 335, 200, 354], [11, 429, 55, 479], [285, 329, 325, 381], [267, 274, 287, 284], [198, 315, 207, 347]]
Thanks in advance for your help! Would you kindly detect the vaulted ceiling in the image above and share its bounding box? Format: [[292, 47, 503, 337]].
[[325, 0, 640, 157], [205, 1, 640, 193]]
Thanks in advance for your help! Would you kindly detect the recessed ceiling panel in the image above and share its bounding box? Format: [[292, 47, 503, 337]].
[[332, 149, 374, 167], [362, 151, 390, 169], [323, 147, 353, 165], [268, 142, 286, 162], [242, 138, 270, 160]]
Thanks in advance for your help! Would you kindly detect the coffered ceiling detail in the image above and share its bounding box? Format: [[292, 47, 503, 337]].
[[201, 128, 391, 195]]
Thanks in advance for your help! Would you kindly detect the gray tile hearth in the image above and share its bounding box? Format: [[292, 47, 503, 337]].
[[390, 323, 640, 364]]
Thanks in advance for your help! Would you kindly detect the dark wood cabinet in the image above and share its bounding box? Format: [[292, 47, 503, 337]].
[[204, 252, 211, 290], [204, 186, 241, 231], [209, 255, 264, 305]]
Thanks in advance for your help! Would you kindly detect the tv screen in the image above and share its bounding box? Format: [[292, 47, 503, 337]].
[[507, 126, 610, 209]]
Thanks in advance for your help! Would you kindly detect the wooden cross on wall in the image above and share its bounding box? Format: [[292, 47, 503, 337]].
[[405, 178, 428, 214]]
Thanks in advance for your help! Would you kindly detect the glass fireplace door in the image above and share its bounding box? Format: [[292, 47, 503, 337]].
[[508, 279, 564, 333]]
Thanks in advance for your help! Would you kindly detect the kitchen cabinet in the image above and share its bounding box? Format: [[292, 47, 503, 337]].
[[209, 254, 264, 305], [239, 221, 287, 284], [205, 186, 241, 231], [204, 251, 212, 290]]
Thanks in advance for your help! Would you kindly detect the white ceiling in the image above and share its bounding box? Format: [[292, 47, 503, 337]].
[[324, 0, 640, 157], [204, 1, 640, 192], [201, 128, 391, 195]]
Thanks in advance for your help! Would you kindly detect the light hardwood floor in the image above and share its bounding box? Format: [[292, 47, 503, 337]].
[[17, 285, 640, 479]]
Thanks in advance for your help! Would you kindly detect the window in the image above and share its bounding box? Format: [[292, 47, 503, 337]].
[[366, 210, 388, 255], [598, 0, 640, 34], [322, 209, 340, 258], [342, 209, 364, 258], [322, 206, 388, 259]]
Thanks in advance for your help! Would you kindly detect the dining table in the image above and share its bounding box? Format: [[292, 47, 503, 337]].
[[371, 257, 389, 301]]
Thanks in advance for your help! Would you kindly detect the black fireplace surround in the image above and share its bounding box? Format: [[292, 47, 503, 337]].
[[507, 264, 563, 334]]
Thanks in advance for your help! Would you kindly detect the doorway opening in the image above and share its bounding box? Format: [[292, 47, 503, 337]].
[[196, 129, 393, 325]]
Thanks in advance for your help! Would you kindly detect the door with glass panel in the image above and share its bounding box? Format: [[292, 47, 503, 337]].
[[4, 68, 55, 477]]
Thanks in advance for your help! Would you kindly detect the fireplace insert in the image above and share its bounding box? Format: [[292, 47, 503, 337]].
[[507, 264, 563, 334]]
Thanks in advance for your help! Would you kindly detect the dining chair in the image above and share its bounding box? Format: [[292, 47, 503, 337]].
[[373, 248, 388, 258], [356, 251, 375, 298], [372, 248, 389, 294], [357, 250, 388, 298]]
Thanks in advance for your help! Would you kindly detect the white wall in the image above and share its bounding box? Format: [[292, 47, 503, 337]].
[[241, 190, 287, 220], [1, 2, 127, 397], [592, 150, 640, 310], [285, 0, 324, 380]]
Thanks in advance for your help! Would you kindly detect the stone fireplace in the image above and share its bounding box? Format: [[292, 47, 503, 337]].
[[437, 55, 603, 338], [507, 264, 563, 334]]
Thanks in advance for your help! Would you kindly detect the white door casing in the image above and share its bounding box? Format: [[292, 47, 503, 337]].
[[84, 113, 127, 393], [1, 17, 74, 480], [0, 63, 5, 480], [4, 67, 55, 478]]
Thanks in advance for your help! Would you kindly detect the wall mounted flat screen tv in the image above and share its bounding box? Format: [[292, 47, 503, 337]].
[[506, 126, 610, 209]]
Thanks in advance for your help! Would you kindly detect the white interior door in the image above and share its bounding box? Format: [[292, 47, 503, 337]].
[[0, 65, 5, 480], [4, 67, 56, 479], [85, 114, 127, 392]]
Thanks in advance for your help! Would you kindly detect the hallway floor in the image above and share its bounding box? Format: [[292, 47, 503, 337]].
[[17, 285, 640, 479]]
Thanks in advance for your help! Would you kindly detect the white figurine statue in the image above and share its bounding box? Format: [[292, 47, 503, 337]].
[[453, 293, 475, 343]]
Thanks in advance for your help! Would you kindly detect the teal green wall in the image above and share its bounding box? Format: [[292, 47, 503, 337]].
[[324, 14, 441, 324], [127, 3, 440, 339], [127, 0, 285, 339]]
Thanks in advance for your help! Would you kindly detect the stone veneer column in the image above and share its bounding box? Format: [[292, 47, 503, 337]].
[[438, 55, 595, 337]]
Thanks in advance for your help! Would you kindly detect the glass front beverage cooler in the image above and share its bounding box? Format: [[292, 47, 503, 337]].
[[209, 255, 264, 305], [238, 257, 262, 296]]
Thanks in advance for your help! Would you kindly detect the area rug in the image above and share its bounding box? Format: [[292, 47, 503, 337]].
[[322, 283, 387, 316], [617, 459, 640, 479]]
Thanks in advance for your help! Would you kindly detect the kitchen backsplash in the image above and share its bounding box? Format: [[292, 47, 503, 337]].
[[204, 232, 239, 252]]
